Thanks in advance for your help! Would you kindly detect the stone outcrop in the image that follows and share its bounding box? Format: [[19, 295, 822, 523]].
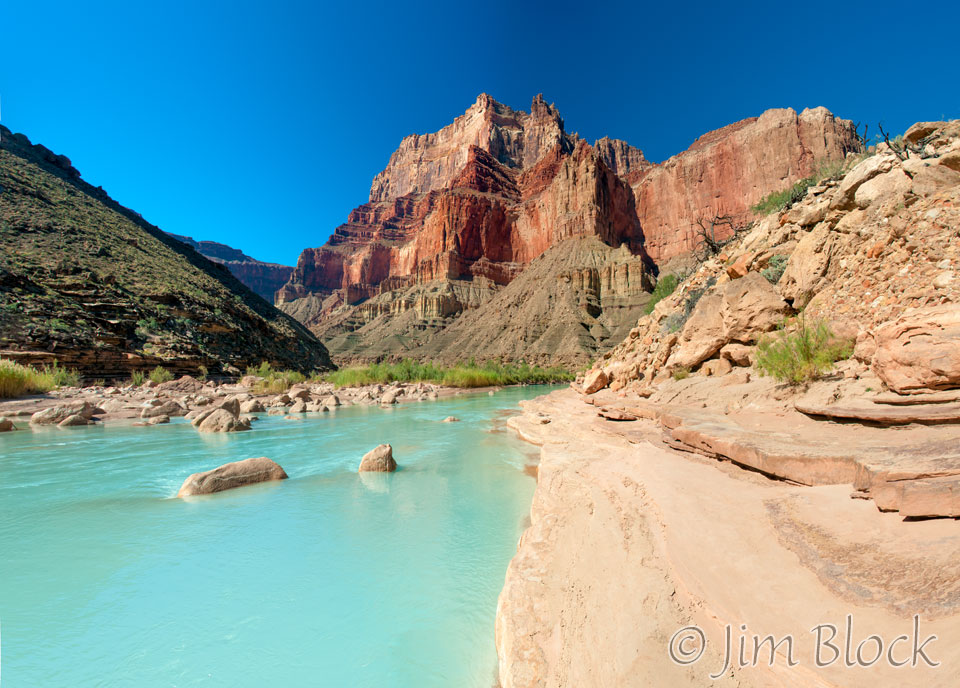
[[358, 444, 396, 472], [277, 95, 654, 364], [176, 457, 288, 497], [275, 97, 861, 365], [627, 107, 860, 262], [868, 305, 960, 394]]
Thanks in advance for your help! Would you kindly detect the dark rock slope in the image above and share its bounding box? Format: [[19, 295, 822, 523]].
[[0, 125, 332, 377]]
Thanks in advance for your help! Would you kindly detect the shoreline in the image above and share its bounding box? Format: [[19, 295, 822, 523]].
[[0, 377, 564, 429], [496, 387, 960, 687]]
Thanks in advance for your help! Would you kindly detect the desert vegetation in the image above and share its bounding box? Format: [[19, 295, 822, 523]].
[[324, 359, 573, 389], [756, 317, 854, 384], [0, 359, 80, 398], [643, 274, 679, 314], [751, 160, 846, 215]]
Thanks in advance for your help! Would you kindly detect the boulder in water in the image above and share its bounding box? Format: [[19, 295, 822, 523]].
[[176, 457, 288, 497], [358, 444, 396, 472]]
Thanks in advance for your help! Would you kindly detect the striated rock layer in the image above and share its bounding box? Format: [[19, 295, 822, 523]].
[[280, 95, 857, 364], [167, 233, 293, 304]]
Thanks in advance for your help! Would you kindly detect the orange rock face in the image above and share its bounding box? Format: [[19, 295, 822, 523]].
[[278, 95, 652, 315], [278, 97, 857, 349], [627, 107, 859, 262]]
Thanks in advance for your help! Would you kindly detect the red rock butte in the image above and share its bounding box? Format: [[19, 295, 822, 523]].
[[276, 94, 858, 363]]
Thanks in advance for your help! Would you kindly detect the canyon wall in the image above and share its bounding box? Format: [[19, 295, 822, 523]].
[[627, 107, 859, 262], [279, 96, 857, 364]]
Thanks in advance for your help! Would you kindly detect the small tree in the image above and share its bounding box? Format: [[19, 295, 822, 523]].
[[693, 213, 751, 262]]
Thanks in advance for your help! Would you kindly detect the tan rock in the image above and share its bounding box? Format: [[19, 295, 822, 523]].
[[289, 400, 307, 413], [719, 343, 754, 367], [0, 417, 15, 431], [582, 369, 609, 394], [358, 444, 396, 472], [854, 168, 911, 208], [239, 399, 265, 413], [442, 416, 460, 422], [702, 358, 733, 377], [30, 401, 96, 425], [197, 408, 250, 433], [147, 415, 170, 425], [140, 400, 185, 419], [778, 224, 836, 308], [57, 413, 91, 427], [177, 457, 288, 497], [322, 395, 341, 407], [719, 272, 788, 343], [871, 305, 960, 394]]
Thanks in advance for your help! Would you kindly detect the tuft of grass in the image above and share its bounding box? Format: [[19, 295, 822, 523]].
[[197, 364, 209, 381], [644, 274, 679, 315], [756, 317, 854, 384], [149, 366, 174, 384], [323, 359, 573, 389], [0, 359, 80, 398], [129, 370, 145, 387], [751, 160, 846, 215], [672, 366, 690, 381], [761, 255, 788, 284]]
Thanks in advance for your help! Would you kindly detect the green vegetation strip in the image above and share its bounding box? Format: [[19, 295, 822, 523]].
[[0, 359, 80, 398], [322, 359, 573, 389]]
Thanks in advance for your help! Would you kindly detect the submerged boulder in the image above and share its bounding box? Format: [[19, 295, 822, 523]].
[[141, 400, 185, 419], [176, 457, 288, 497], [0, 417, 15, 432], [197, 408, 250, 433], [358, 444, 397, 472]]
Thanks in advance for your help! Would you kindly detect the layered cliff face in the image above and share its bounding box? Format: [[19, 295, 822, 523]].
[[279, 96, 857, 365], [626, 107, 860, 262], [167, 233, 294, 303], [279, 94, 654, 362], [0, 126, 332, 377]]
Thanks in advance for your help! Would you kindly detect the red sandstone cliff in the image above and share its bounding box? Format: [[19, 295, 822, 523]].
[[278, 96, 858, 363], [626, 107, 859, 262]]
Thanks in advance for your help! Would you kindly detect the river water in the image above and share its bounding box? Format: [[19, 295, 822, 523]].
[[0, 386, 555, 686]]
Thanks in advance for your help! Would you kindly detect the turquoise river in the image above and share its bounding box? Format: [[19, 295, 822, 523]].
[[0, 386, 557, 686]]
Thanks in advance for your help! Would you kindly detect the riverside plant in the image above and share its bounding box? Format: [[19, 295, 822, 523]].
[[756, 317, 854, 384], [323, 359, 573, 389], [0, 359, 80, 398]]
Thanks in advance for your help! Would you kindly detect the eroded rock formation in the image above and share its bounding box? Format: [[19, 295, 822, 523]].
[[278, 96, 857, 364]]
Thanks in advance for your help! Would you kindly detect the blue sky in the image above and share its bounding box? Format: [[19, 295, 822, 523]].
[[2, 0, 957, 266]]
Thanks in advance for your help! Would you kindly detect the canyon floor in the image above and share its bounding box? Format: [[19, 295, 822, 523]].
[[498, 388, 960, 687]]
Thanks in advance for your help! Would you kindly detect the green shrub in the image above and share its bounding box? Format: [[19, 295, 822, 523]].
[[197, 364, 209, 381], [644, 274, 679, 314], [129, 370, 146, 387], [0, 359, 80, 398], [247, 362, 307, 393], [761, 255, 788, 284], [672, 367, 690, 381], [756, 318, 854, 384], [149, 366, 174, 384], [322, 359, 573, 389], [752, 160, 846, 215]]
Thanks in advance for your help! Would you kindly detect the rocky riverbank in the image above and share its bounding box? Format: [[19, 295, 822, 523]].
[[497, 387, 960, 687], [0, 375, 487, 431]]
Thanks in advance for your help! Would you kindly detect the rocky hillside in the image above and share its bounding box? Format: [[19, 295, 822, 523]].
[[0, 125, 332, 377], [590, 120, 960, 390], [278, 95, 857, 365]]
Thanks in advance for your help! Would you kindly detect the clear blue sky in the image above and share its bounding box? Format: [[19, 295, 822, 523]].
[[2, 0, 957, 266]]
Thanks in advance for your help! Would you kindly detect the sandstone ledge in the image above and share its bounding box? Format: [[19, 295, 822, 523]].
[[498, 389, 960, 687]]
